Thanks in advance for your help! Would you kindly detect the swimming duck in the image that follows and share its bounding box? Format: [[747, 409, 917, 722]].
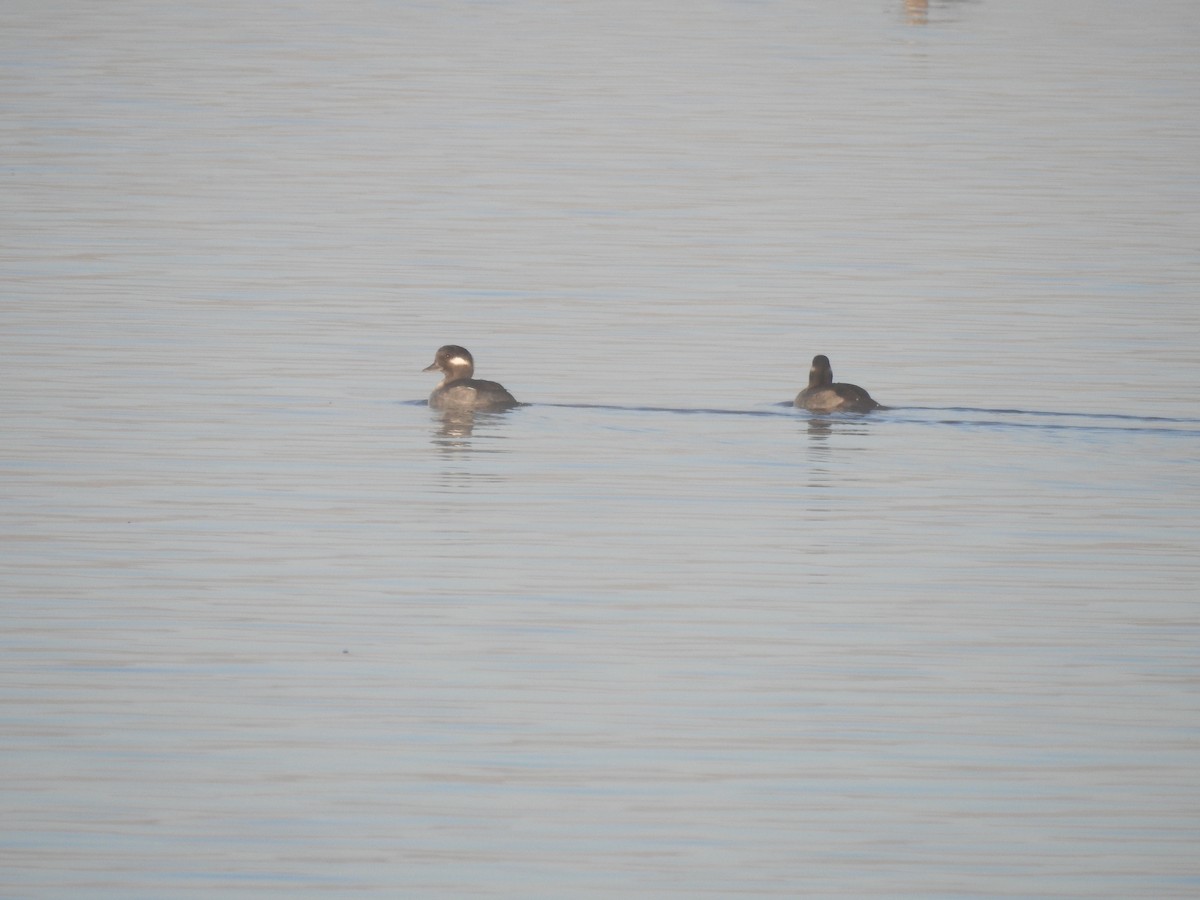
[[794, 354, 879, 412], [423, 345, 519, 411]]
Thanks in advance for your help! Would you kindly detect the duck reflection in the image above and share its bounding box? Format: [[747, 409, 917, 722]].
[[799, 411, 877, 447], [433, 408, 478, 442], [903, 0, 974, 26], [429, 407, 517, 455], [805, 417, 834, 439], [428, 408, 517, 490]]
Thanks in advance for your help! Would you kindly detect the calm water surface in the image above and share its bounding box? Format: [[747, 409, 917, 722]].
[[3, 0, 1199, 897]]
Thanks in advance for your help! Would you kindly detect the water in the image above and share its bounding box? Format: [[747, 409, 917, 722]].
[[3, 0, 1199, 896]]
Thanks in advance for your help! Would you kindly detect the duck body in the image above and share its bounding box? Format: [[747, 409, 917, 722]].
[[794, 354, 879, 412], [424, 345, 518, 411]]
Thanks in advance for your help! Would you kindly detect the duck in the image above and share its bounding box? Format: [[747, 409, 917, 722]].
[[794, 354, 879, 412], [423, 345, 519, 411]]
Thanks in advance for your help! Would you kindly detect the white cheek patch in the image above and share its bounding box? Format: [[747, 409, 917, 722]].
[[448, 357, 471, 367]]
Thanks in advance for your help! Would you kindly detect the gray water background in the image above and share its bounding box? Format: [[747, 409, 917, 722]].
[[3, 0, 1199, 896]]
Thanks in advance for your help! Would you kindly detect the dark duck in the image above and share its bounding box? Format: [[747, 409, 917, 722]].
[[424, 345, 519, 411], [794, 354, 880, 412]]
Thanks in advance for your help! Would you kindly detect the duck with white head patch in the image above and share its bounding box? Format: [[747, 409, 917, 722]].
[[423, 345, 519, 411]]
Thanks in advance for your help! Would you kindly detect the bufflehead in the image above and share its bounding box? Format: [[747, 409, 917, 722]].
[[423, 345, 518, 411], [794, 354, 879, 412]]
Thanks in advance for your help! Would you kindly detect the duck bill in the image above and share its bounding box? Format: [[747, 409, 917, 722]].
[[422, 361, 440, 372]]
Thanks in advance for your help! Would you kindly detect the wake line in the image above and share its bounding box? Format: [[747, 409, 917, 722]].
[[903, 406, 1200, 425], [533, 402, 790, 418], [405, 399, 1200, 434]]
